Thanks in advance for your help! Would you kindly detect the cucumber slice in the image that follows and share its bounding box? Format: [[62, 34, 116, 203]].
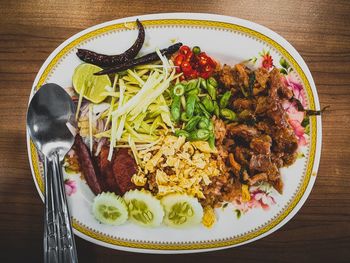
[[92, 192, 128, 225], [123, 189, 164, 227], [161, 194, 203, 228]]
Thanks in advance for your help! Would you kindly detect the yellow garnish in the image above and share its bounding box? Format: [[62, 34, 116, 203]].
[[131, 172, 147, 186], [241, 184, 251, 202], [137, 135, 221, 199], [192, 141, 218, 154], [202, 206, 216, 228]]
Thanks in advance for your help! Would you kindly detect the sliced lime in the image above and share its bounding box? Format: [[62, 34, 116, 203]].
[[72, 63, 111, 103]]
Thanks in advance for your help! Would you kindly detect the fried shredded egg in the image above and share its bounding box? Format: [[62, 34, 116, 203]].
[[132, 135, 221, 199]]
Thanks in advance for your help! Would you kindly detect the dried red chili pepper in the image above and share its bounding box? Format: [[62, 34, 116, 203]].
[[76, 19, 145, 67], [95, 43, 182, 75]]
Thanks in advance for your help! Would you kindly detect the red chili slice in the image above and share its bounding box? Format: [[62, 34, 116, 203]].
[[198, 54, 209, 67], [188, 70, 198, 79], [181, 61, 192, 73], [179, 45, 191, 56], [185, 51, 194, 62], [199, 71, 212, 79], [202, 64, 213, 72], [174, 54, 185, 66]]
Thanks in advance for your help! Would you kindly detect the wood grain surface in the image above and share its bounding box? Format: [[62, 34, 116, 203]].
[[0, 0, 349, 262]]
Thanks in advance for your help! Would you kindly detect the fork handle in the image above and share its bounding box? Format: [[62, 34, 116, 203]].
[[44, 153, 78, 263]]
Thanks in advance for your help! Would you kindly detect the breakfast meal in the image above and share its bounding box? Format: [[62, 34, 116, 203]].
[[63, 19, 317, 229]]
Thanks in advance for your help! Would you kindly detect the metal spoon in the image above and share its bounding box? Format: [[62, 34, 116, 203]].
[[27, 83, 78, 263]]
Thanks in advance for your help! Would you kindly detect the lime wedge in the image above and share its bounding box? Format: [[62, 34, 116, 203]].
[[72, 63, 111, 103]]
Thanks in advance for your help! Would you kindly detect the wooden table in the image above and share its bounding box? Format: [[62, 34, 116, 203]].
[[1, 0, 349, 262]]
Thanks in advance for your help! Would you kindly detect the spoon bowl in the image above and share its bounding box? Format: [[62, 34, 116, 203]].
[[27, 83, 76, 159]]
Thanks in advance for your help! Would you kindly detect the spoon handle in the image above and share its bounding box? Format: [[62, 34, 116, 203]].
[[44, 156, 59, 263], [52, 152, 79, 263], [43, 153, 78, 263]]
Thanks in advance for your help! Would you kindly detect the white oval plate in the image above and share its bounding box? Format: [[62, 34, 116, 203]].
[[27, 13, 322, 253]]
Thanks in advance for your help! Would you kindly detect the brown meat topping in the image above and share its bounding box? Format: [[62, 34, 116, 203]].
[[233, 98, 254, 111], [255, 67, 269, 88], [97, 145, 119, 194], [74, 134, 102, 195], [219, 64, 236, 88], [248, 173, 268, 185], [250, 135, 272, 155], [235, 64, 249, 87], [216, 63, 300, 194], [227, 124, 260, 141], [213, 116, 227, 145], [112, 148, 137, 194]]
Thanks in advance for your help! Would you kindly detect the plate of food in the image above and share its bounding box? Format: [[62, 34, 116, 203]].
[[27, 13, 322, 253]]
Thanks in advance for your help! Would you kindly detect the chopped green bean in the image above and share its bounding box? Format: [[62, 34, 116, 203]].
[[186, 87, 200, 96], [186, 94, 197, 118], [220, 108, 237, 121], [173, 84, 185, 97], [207, 120, 214, 131], [208, 132, 215, 149], [200, 77, 207, 90], [188, 129, 210, 141], [175, 130, 190, 138], [184, 116, 201, 132], [208, 77, 218, 88], [219, 91, 232, 108], [181, 95, 186, 110], [171, 96, 181, 122], [198, 103, 211, 119], [213, 101, 220, 117], [185, 79, 198, 92], [194, 103, 201, 115], [201, 96, 214, 113], [181, 112, 190, 122], [207, 83, 217, 100], [198, 117, 210, 129]]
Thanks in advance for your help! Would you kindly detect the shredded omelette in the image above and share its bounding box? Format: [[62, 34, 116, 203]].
[[132, 135, 221, 199]]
